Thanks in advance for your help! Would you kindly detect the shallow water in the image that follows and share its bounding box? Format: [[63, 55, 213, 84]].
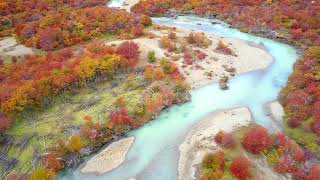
[[59, 15, 298, 180]]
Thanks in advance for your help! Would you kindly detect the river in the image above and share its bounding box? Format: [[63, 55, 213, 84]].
[[59, 3, 298, 180]]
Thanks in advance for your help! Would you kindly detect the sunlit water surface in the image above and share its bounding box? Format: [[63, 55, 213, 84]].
[[59, 9, 298, 180]]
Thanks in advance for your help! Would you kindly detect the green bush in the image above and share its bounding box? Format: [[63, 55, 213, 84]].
[[160, 58, 173, 74], [266, 149, 279, 166], [147, 51, 156, 63], [132, 103, 146, 117]]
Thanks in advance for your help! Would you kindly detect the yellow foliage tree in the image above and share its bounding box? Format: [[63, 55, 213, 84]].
[[30, 166, 55, 180], [100, 54, 121, 75], [67, 135, 84, 153], [74, 57, 100, 80]]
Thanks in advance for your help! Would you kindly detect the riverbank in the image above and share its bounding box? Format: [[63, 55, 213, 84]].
[[80, 136, 134, 175]]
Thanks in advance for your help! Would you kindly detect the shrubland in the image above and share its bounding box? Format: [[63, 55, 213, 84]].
[[1, 0, 151, 50], [199, 125, 320, 180], [158, 31, 211, 67], [280, 47, 320, 158], [186, 32, 212, 48], [0, 40, 190, 178]]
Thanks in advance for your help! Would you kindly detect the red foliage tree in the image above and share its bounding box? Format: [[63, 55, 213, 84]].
[[0, 112, 11, 133], [313, 101, 320, 121], [198, 175, 209, 180], [183, 50, 193, 65], [274, 133, 288, 147], [242, 125, 272, 154], [290, 28, 302, 39], [305, 164, 320, 180], [275, 155, 298, 173], [196, 50, 207, 60], [131, 26, 144, 37], [214, 130, 235, 148], [274, 139, 306, 174], [310, 120, 320, 135], [229, 156, 250, 179], [2, 2, 150, 50], [110, 108, 133, 127], [288, 117, 302, 128], [116, 41, 140, 68], [168, 31, 176, 40]]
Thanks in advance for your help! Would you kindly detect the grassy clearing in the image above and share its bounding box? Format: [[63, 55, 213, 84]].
[[4, 75, 145, 174], [283, 118, 320, 158]]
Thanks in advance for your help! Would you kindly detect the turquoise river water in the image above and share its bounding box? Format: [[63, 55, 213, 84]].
[[60, 2, 299, 180]]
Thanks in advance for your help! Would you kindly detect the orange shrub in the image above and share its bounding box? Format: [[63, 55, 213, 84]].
[[44, 154, 64, 172], [201, 151, 225, 179], [216, 40, 235, 56], [186, 32, 211, 48], [159, 36, 176, 52]]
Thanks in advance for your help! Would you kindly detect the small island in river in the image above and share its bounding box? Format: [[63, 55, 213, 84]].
[[80, 136, 134, 175]]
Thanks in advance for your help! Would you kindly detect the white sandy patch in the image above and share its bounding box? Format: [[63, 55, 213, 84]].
[[178, 107, 252, 180], [109, 0, 138, 12], [122, 0, 139, 12], [108, 27, 273, 89], [173, 29, 273, 88], [0, 37, 33, 57], [81, 136, 134, 175], [265, 101, 285, 132], [268, 101, 284, 123]]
